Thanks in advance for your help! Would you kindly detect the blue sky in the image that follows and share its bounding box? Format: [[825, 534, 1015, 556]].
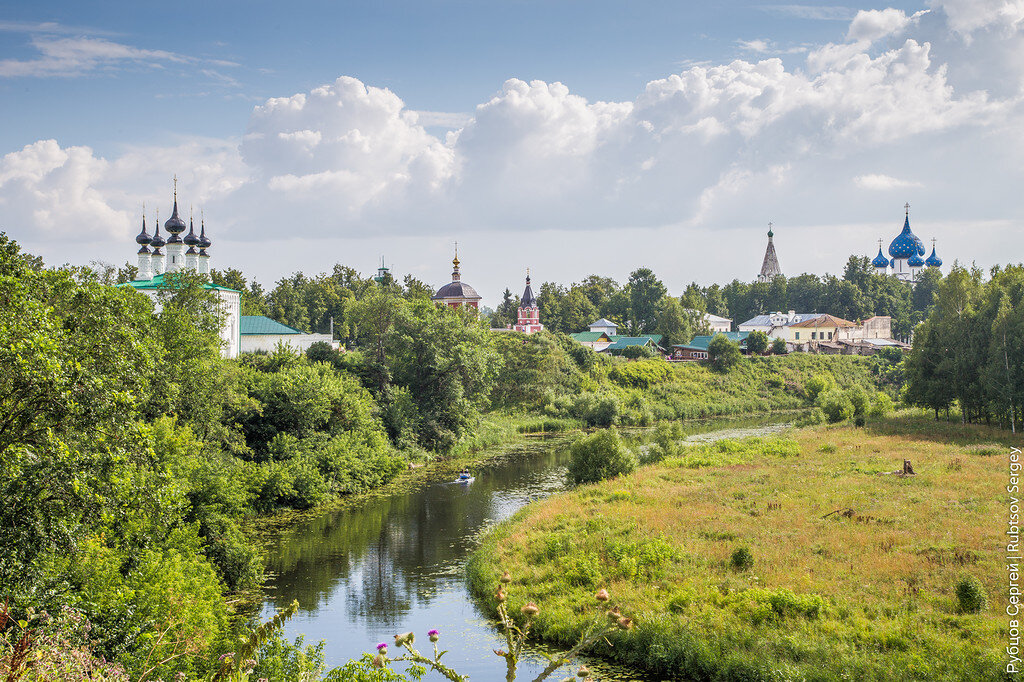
[[0, 1, 1021, 303]]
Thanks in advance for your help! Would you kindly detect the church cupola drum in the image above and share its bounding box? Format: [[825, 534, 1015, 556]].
[[513, 271, 543, 334], [431, 244, 482, 310], [757, 224, 783, 282]]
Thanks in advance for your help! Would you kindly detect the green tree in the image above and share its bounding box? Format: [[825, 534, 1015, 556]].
[[491, 288, 519, 328], [566, 429, 637, 485], [746, 330, 770, 355], [626, 268, 667, 334], [707, 334, 741, 372], [771, 337, 787, 355]]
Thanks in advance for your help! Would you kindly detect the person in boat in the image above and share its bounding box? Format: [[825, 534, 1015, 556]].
[[458, 468, 472, 480]]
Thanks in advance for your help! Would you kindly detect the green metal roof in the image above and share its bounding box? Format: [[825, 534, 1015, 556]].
[[240, 316, 303, 335], [674, 331, 750, 351], [569, 332, 611, 342], [606, 337, 658, 350], [122, 272, 240, 293], [609, 334, 663, 344]]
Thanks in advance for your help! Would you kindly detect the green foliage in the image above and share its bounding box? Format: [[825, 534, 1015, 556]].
[[707, 335, 741, 372], [746, 330, 769, 355], [906, 263, 1024, 430], [567, 430, 637, 484], [817, 389, 854, 423], [731, 546, 754, 572], [608, 358, 671, 388], [804, 374, 835, 402], [955, 575, 988, 614], [870, 392, 894, 418], [771, 337, 788, 355]]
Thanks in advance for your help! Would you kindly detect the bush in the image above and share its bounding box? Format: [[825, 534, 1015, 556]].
[[818, 389, 854, 423], [609, 359, 671, 388], [708, 335, 741, 372], [567, 429, 637, 485], [804, 374, 835, 402], [746, 331, 769, 355], [615, 344, 654, 359], [869, 392, 894, 418], [730, 546, 754, 571], [956, 575, 988, 613], [847, 387, 870, 417], [771, 338, 788, 355]]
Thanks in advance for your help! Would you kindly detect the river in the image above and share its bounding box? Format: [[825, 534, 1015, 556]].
[[260, 415, 793, 680]]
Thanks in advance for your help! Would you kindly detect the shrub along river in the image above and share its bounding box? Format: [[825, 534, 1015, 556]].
[[260, 415, 794, 680]]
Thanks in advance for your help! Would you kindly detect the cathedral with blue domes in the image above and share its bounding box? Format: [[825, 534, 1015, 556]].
[[871, 203, 942, 283]]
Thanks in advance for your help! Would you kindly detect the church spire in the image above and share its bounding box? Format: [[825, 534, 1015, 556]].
[[451, 241, 461, 281], [758, 222, 782, 282]]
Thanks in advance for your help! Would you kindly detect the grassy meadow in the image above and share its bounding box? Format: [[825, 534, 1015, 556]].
[[467, 412, 1018, 681]]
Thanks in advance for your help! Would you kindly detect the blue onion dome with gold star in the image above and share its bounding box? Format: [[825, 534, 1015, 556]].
[[908, 252, 925, 267], [925, 242, 942, 267], [888, 205, 925, 259], [150, 223, 165, 250], [872, 246, 889, 269], [135, 213, 151, 252]]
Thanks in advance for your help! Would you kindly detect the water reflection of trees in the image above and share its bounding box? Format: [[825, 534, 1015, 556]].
[[263, 440, 569, 628]]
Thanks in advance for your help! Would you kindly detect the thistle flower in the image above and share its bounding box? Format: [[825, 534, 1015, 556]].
[[493, 649, 507, 657], [428, 629, 440, 642], [595, 588, 610, 602], [521, 602, 540, 616], [500, 570, 512, 583], [617, 616, 633, 630], [372, 653, 385, 668], [494, 587, 507, 602], [394, 632, 415, 647], [376, 642, 388, 653], [606, 606, 621, 623]]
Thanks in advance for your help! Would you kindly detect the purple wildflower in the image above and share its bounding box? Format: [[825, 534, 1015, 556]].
[[376, 642, 388, 651], [427, 629, 439, 637]]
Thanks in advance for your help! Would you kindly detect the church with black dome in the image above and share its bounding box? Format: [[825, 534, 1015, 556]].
[[432, 246, 482, 310]]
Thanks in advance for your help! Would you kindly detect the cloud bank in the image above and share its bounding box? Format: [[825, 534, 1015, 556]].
[[2, 0, 1023, 279]]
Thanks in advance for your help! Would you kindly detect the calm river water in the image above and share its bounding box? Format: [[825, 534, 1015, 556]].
[[260, 416, 793, 680]]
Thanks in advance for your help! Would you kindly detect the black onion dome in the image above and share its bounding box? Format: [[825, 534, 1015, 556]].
[[137, 244, 150, 254], [184, 217, 200, 246], [432, 281, 482, 300], [164, 197, 187, 234], [521, 275, 537, 307], [135, 215, 151, 245], [150, 224, 165, 249], [198, 219, 211, 248]]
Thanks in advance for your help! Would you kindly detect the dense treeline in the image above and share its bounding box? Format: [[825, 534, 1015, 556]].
[[197, 254, 939, 350], [904, 263, 1024, 430]]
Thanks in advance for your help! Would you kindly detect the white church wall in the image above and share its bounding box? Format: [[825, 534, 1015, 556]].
[[240, 333, 336, 355]]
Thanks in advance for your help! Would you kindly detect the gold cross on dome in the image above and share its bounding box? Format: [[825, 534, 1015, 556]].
[[904, 202, 910, 215]]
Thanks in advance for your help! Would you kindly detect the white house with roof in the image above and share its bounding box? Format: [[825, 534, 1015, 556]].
[[685, 309, 732, 333], [239, 316, 336, 354], [738, 311, 817, 339], [588, 318, 618, 335]]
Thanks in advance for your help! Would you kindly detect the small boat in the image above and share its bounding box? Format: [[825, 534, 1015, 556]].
[[455, 469, 475, 484]]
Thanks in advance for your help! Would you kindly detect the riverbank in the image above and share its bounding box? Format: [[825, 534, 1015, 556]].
[[468, 411, 1018, 681]]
